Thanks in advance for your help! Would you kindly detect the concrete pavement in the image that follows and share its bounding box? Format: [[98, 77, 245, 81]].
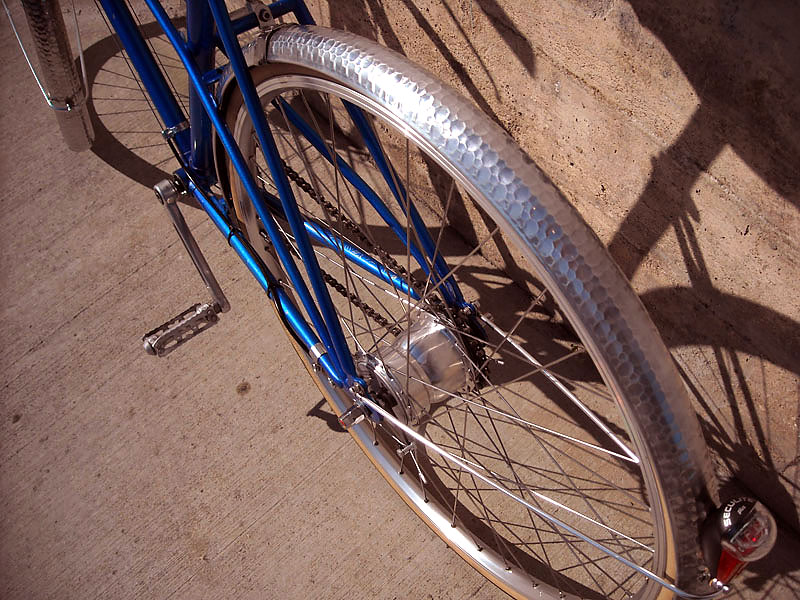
[[1, 1, 798, 599]]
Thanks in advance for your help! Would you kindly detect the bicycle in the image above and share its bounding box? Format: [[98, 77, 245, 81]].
[[7, 0, 779, 598]]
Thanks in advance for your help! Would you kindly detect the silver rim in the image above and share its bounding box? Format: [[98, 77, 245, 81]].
[[225, 67, 678, 600]]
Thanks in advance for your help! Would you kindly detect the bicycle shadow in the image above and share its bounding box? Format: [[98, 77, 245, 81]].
[[609, 0, 799, 276], [80, 19, 200, 208], [601, 0, 800, 540], [327, 0, 534, 131]]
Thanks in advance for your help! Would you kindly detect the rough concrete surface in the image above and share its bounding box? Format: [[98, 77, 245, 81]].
[[1, 0, 798, 599]]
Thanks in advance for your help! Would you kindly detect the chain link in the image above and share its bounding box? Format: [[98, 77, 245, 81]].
[[276, 157, 487, 368], [281, 159, 424, 294]]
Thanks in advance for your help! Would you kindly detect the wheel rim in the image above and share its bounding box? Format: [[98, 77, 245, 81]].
[[225, 70, 675, 600]]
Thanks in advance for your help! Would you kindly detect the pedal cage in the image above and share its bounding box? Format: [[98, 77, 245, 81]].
[[143, 302, 220, 357], [143, 176, 231, 357]]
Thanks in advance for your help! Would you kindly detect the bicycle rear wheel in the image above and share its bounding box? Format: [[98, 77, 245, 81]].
[[220, 25, 716, 600]]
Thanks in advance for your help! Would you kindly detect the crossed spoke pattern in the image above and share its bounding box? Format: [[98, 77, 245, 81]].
[[234, 83, 663, 599]]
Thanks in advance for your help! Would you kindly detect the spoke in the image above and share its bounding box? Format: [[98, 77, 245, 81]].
[[416, 351, 651, 513], [277, 93, 411, 323], [274, 98, 396, 353], [422, 178, 458, 300], [417, 402, 655, 554], [481, 315, 639, 463], [295, 93, 373, 230], [465, 400, 623, 592], [425, 424, 641, 594], [411, 223, 500, 311], [370, 119, 440, 285], [479, 291, 548, 372], [355, 395, 691, 596], [377, 355, 634, 465], [446, 409, 468, 527]]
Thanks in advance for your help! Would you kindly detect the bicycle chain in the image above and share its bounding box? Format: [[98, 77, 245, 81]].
[[278, 158, 488, 368], [281, 160, 425, 296]]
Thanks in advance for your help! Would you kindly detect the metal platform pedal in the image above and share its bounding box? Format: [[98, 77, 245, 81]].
[[143, 176, 230, 357], [143, 302, 220, 357]]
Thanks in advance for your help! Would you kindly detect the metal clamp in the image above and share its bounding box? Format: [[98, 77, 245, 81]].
[[161, 120, 189, 140], [308, 342, 327, 369], [247, 0, 276, 30]]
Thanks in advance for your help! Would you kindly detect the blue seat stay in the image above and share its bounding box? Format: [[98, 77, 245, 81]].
[[275, 98, 430, 279], [343, 102, 464, 306], [206, 0, 357, 379]]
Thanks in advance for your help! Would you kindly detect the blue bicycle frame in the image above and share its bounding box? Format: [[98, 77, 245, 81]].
[[97, 0, 467, 388]]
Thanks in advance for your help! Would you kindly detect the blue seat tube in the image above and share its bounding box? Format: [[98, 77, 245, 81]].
[[186, 0, 215, 177], [97, 0, 191, 158]]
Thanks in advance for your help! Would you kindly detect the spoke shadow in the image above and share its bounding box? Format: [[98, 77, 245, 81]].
[[603, 0, 800, 537], [327, 0, 534, 131], [80, 18, 199, 209]]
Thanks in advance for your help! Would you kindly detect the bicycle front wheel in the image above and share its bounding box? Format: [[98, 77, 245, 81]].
[[220, 25, 716, 600]]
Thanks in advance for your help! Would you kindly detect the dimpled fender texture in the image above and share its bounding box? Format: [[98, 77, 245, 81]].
[[265, 25, 717, 592], [20, 0, 93, 151]]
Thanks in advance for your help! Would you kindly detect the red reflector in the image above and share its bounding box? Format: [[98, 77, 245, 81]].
[[716, 549, 746, 584]]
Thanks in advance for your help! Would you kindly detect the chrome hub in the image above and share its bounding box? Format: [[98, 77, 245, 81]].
[[357, 310, 472, 424]]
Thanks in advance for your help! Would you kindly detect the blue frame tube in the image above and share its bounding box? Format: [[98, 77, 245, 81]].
[[186, 181, 344, 386], [206, 0, 356, 379], [344, 103, 463, 305], [112, 0, 464, 387], [186, 0, 216, 177], [97, 0, 191, 158], [303, 222, 418, 300], [142, 0, 345, 377], [276, 99, 429, 274]]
